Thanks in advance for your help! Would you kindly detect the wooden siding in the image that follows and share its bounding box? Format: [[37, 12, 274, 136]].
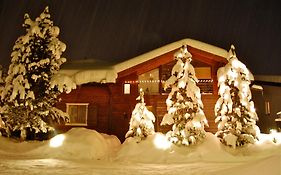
[[144, 94, 218, 134], [108, 74, 139, 141], [56, 84, 110, 133], [117, 46, 227, 79]]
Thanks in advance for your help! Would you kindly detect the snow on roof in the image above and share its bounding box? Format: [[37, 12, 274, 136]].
[[251, 84, 263, 91], [59, 59, 117, 84], [114, 38, 228, 73], [255, 75, 281, 84], [59, 38, 228, 85], [59, 68, 117, 85]]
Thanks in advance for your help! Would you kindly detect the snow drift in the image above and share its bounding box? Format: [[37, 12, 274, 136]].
[[0, 128, 121, 160], [116, 132, 281, 164], [0, 128, 280, 175]]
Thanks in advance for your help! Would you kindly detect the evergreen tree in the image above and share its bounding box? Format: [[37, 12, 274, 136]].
[[215, 45, 259, 148], [125, 88, 155, 140], [0, 65, 4, 123], [0, 7, 69, 140], [161, 45, 208, 146]]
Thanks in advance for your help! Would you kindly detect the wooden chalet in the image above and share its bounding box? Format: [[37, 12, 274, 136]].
[[56, 39, 228, 141], [252, 75, 281, 133]]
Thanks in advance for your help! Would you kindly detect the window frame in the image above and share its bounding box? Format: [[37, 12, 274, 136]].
[[123, 83, 131, 94], [65, 103, 89, 126], [138, 68, 160, 95]]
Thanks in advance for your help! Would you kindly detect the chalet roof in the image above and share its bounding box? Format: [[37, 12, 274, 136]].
[[114, 38, 228, 73], [59, 38, 228, 85]]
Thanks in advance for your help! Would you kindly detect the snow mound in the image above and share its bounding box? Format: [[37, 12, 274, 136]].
[[40, 128, 121, 160], [0, 136, 45, 154], [0, 128, 121, 160], [116, 132, 281, 163], [223, 133, 281, 158], [117, 132, 234, 163]]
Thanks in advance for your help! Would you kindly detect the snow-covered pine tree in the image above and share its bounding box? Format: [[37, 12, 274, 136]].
[[215, 45, 259, 148], [161, 45, 208, 146], [0, 7, 70, 140], [125, 88, 155, 140], [0, 65, 5, 133]]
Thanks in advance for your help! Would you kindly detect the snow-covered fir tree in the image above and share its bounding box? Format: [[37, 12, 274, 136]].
[[125, 88, 155, 140], [161, 45, 208, 146], [0, 7, 71, 140], [215, 45, 259, 148]]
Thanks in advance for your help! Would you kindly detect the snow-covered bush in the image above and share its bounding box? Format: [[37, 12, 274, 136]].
[[0, 7, 74, 140], [161, 45, 208, 146], [215, 45, 259, 148], [126, 88, 155, 140]]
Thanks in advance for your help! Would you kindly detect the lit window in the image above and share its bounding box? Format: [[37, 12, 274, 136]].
[[265, 101, 270, 115], [124, 83, 131, 94], [138, 69, 159, 94], [66, 103, 89, 126]]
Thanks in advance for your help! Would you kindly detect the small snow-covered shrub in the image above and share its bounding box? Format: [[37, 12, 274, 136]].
[[126, 88, 155, 140]]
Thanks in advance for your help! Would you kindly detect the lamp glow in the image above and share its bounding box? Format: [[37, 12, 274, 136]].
[[153, 134, 172, 150], [270, 129, 280, 144], [50, 134, 65, 148]]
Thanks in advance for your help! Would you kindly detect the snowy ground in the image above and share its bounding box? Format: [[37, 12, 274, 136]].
[[0, 128, 280, 175]]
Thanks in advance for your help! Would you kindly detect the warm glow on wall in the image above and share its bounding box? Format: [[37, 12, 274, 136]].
[[194, 67, 211, 79]]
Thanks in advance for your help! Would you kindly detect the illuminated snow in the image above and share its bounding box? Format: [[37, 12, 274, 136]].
[[0, 129, 280, 175], [49, 134, 65, 148], [153, 133, 172, 150]]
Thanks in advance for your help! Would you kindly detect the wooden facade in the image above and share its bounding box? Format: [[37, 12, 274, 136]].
[[56, 44, 227, 142]]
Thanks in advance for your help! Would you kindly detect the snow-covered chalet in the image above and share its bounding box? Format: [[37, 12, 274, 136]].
[[56, 39, 228, 141]]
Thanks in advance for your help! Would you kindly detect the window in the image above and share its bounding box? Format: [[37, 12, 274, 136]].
[[66, 103, 89, 126], [138, 69, 159, 94], [124, 83, 131, 94], [265, 101, 270, 115]]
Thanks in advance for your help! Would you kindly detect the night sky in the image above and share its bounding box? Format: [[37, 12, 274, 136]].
[[0, 0, 280, 75]]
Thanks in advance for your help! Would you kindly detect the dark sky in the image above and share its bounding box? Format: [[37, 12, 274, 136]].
[[0, 0, 280, 75]]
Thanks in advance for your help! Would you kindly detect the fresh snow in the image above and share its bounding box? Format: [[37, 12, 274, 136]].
[[50, 73, 76, 93], [0, 128, 280, 175]]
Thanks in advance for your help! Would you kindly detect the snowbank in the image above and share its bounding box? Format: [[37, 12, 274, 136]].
[[0, 128, 280, 175], [116, 132, 281, 163], [116, 132, 235, 163], [0, 128, 121, 160]]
